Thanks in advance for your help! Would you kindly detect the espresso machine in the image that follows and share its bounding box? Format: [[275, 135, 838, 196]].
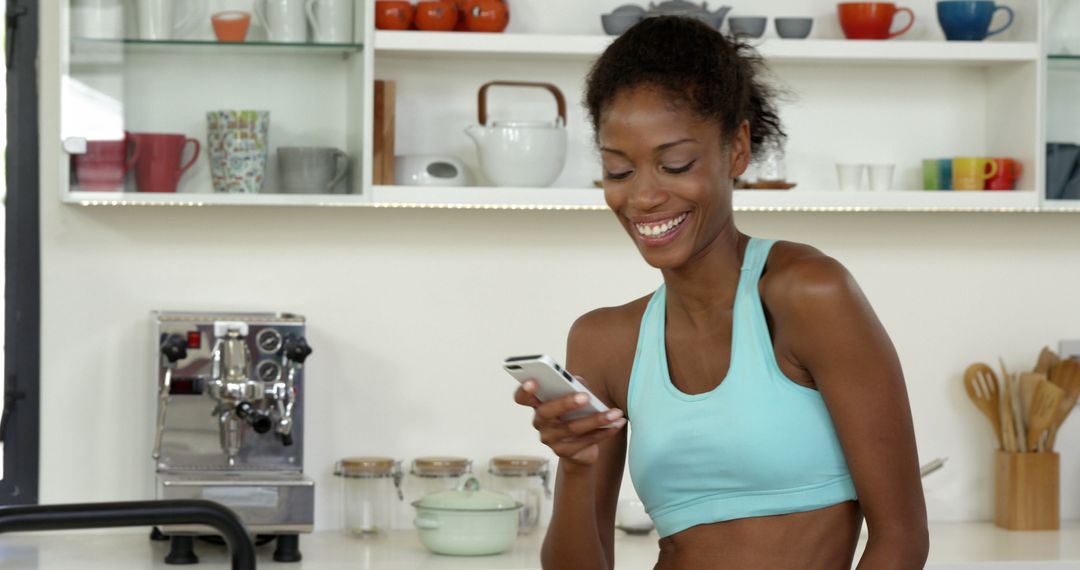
[[152, 312, 314, 564]]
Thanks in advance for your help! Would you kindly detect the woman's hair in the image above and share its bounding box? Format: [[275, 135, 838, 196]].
[[584, 16, 785, 157]]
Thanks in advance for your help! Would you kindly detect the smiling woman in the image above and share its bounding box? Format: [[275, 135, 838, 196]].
[[512, 16, 928, 570]]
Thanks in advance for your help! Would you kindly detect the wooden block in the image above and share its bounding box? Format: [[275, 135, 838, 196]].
[[994, 450, 1059, 530], [373, 80, 385, 185], [382, 80, 396, 185]]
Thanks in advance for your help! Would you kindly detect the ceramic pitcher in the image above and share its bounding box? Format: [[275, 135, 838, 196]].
[[207, 110, 270, 194]]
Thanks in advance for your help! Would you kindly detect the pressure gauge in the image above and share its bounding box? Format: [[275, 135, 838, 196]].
[[256, 329, 283, 354], [257, 360, 282, 383]]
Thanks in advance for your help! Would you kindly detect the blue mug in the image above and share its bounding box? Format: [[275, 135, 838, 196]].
[[937, 1, 1013, 41]]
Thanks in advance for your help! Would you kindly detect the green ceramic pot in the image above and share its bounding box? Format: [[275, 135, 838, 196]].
[[412, 475, 522, 556]]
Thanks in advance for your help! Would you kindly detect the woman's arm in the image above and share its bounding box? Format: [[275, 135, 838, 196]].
[[515, 311, 629, 570], [772, 252, 929, 569]]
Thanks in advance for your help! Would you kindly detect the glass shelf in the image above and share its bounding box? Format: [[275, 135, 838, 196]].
[[71, 37, 364, 57]]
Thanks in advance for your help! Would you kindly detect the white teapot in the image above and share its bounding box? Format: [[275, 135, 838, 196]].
[[465, 81, 568, 188]]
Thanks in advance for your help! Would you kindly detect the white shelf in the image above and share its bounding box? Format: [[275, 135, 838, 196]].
[[370, 185, 1040, 212], [64, 192, 372, 207], [374, 32, 1039, 65]]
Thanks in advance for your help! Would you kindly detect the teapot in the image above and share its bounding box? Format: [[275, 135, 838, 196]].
[[465, 81, 567, 188], [646, 1, 731, 29]]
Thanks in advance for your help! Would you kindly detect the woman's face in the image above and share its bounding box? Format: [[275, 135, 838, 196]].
[[598, 85, 750, 269]]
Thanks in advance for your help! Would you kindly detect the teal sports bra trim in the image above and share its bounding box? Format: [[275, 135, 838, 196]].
[[626, 237, 857, 538]]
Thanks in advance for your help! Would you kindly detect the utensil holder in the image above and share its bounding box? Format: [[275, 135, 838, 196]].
[[994, 451, 1059, 530]]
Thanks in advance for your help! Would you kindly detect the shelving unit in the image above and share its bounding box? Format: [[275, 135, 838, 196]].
[[50, 0, 1056, 213]]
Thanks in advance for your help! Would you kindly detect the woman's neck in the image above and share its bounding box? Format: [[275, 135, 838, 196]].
[[661, 220, 747, 327]]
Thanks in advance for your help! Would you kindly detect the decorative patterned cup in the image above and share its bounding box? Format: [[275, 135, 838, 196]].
[[207, 110, 270, 194]]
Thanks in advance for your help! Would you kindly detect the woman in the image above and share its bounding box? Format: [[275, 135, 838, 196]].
[[513, 16, 928, 570]]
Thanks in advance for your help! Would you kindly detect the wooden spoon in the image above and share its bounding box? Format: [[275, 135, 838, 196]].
[[1046, 358, 1080, 451], [1034, 346, 1061, 377], [999, 358, 1023, 452], [1018, 372, 1047, 427], [964, 363, 1003, 450], [1027, 380, 1065, 452]]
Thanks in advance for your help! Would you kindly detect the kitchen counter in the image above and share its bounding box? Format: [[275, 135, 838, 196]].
[[2, 523, 1080, 569]]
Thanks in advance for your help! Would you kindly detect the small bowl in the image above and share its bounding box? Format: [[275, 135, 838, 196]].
[[601, 12, 644, 36], [775, 17, 813, 39], [211, 11, 251, 43], [728, 16, 767, 38]]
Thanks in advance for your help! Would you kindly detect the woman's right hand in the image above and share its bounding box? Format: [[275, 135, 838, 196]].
[[513, 379, 627, 468]]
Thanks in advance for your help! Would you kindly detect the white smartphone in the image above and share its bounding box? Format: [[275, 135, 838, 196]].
[[503, 354, 613, 424]]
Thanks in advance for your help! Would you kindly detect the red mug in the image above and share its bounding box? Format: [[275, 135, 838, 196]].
[[132, 133, 200, 193], [986, 158, 1022, 191], [466, 0, 509, 32], [375, 1, 414, 30], [73, 133, 140, 191], [415, 1, 458, 31], [838, 2, 915, 40]]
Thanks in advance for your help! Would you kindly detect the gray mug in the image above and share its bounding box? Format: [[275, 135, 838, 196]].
[[277, 146, 349, 193]]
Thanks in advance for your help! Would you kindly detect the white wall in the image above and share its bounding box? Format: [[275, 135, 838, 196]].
[[37, 196, 1080, 530]]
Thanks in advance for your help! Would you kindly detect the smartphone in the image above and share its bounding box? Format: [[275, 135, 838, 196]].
[[503, 354, 614, 424]]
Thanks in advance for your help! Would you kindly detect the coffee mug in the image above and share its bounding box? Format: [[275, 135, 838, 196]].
[[985, 157, 1022, 191], [132, 133, 200, 193], [212, 11, 252, 42], [207, 110, 271, 194], [838, 2, 915, 40], [952, 157, 998, 191], [135, 0, 201, 40], [277, 147, 350, 193], [922, 158, 953, 190], [937, 1, 1013, 41], [73, 133, 141, 191], [305, 0, 353, 43], [255, 0, 308, 42]]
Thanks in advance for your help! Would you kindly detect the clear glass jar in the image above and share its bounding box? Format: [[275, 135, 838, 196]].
[[405, 456, 472, 506], [488, 455, 550, 535], [334, 457, 403, 536]]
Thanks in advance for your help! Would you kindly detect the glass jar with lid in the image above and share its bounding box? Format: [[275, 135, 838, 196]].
[[406, 456, 473, 507], [487, 455, 551, 534], [334, 457, 403, 536]]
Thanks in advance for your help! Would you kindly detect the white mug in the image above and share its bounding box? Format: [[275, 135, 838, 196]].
[[70, 0, 125, 39], [255, 0, 308, 43], [135, 0, 202, 40], [305, 0, 353, 43]]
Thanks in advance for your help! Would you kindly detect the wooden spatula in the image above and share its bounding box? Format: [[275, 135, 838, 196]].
[[1027, 380, 1065, 452], [1046, 358, 1080, 451], [1018, 372, 1047, 427], [964, 363, 1003, 450], [1034, 346, 1061, 376], [999, 358, 1023, 452]]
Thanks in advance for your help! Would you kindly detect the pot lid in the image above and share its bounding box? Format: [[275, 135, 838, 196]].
[[335, 457, 397, 478], [412, 475, 520, 511]]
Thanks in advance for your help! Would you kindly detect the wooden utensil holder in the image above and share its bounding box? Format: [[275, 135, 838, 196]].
[[994, 451, 1059, 530]]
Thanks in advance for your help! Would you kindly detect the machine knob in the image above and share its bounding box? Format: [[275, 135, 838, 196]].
[[235, 402, 272, 434], [280, 432, 294, 446], [283, 335, 312, 364], [160, 334, 188, 364]]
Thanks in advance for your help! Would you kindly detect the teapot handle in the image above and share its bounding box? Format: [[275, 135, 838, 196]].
[[477, 81, 567, 127]]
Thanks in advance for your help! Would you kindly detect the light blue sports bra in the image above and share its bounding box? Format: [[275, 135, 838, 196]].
[[627, 237, 857, 538]]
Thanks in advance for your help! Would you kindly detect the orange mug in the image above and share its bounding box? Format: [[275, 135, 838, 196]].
[[986, 158, 1023, 191], [415, 1, 458, 31], [211, 11, 251, 42], [838, 2, 915, 39], [466, 0, 509, 32], [375, 1, 414, 30]]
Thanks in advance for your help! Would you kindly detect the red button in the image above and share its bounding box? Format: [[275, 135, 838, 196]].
[[187, 331, 201, 349]]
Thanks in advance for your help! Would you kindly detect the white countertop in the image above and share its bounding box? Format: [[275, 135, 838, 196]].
[[2, 523, 1080, 569]]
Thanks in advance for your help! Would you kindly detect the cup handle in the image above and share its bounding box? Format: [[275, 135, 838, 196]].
[[305, 0, 321, 41], [124, 132, 141, 173], [326, 150, 349, 192], [982, 159, 999, 181], [1013, 160, 1023, 180], [254, 0, 272, 41], [179, 138, 201, 176], [888, 7, 915, 39], [986, 5, 1015, 38]]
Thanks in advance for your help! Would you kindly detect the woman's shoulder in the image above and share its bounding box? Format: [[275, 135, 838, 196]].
[[565, 294, 654, 404], [762, 239, 863, 318], [569, 294, 652, 347]]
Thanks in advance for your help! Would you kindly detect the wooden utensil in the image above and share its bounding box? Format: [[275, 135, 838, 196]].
[[1018, 372, 1047, 428], [1046, 358, 1080, 451], [999, 358, 1023, 452], [1027, 380, 1065, 452], [1034, 346, 1060, 376], [964, 363, 1003, 450]]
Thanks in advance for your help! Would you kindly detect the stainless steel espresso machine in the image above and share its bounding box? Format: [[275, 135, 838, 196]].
[[152, 312, 314, 564]]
